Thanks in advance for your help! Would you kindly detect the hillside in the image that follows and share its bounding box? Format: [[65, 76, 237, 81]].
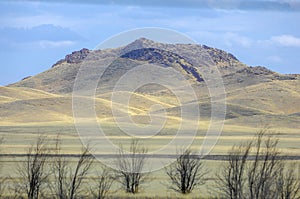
[[1, 38, 299, 130]]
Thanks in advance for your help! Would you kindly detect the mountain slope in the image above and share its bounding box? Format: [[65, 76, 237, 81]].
[[2, 38, 300, 129]]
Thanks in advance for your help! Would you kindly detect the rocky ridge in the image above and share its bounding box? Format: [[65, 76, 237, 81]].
[[10, 38, 300, 94]]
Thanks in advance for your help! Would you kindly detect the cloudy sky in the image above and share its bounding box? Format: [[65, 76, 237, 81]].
[[1, 0, 300, 86]]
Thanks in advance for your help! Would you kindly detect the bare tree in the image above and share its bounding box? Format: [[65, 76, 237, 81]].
[[166, 149, 207, 194], [68, 146, 93, 199], [0, 137, 6, 198], [216, 129, 300, 199], [17, 136, 49, 199], [276, 163, 300, 199], [247, 130, 281, 199], [116, 139, 148, 194], [51, 137, 94, 199], [51, 136, 68, 199], [90, 167, 115, 199], [216, 143, 251, 199]]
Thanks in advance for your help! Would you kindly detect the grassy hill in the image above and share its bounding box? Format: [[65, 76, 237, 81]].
[[0, 38, 299, 156]]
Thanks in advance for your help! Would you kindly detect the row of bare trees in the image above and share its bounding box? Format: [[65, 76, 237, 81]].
[[11, 136, 111, 199], [1, 136, 207, 198], [217, 130, 300, 199], [0, 130, 300, 198]]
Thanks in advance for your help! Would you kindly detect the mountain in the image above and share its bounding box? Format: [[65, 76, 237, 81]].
[[1, 38, 300, 131]]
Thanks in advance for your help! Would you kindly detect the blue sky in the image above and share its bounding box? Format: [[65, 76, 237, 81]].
[[1, 0, 300, 86]]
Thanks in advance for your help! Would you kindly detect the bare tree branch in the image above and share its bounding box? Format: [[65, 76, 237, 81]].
[[90, 166, 115, 199], [276, 162, 300, 199], [216, 143, 251, 199], [115, 139, 148, 194], [166, 149, 207, 194], [16, 136, 50, 199], [51, 136, 94, 199], [216, 129, 300, 199], [247, 130, 281, 199], [0, 137, 6, 198]]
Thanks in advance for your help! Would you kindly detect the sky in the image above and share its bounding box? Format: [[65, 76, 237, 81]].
[[0, 0, 300, 86]]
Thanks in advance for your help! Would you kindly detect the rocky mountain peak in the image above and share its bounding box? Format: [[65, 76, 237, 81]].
[[120, 38, 157, 55], [13, 38, 300, 94], [120, 47, 182, 64], [120, 47, 204, 82], [65, 48, 90, 63], [52, 48, 91, 67]]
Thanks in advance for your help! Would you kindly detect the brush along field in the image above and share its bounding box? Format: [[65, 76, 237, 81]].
[[1, 151, 300, 198], [1, 124, 300, 198], [1, 121, 300, 198]]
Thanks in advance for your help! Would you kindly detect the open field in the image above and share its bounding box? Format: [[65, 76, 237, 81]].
[[0, 157, 225, 198], [1, 155, 300, 198], [1, 123, 300, 198], [1, 123, 300, 155]]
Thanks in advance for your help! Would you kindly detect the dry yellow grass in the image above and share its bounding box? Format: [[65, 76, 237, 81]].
[[226, 80, 300, 114], [0, 85, 299, 156]]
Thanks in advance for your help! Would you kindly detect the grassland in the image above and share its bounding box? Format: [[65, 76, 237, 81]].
[[1, 122, 300, 198], [1, 82, 300, 198]]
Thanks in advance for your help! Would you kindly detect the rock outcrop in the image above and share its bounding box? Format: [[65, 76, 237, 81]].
[[52, 48, 90, 67]]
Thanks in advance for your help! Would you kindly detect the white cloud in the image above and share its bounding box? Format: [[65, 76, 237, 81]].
[[0, 24, 81, 50], [6, 40, 76, 50], [0, 14, 66, 28], [38, 40, 75, 48], [285, 1, 300, 10], [268, 35, 300, 47], [224, 32, 253, 47]]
